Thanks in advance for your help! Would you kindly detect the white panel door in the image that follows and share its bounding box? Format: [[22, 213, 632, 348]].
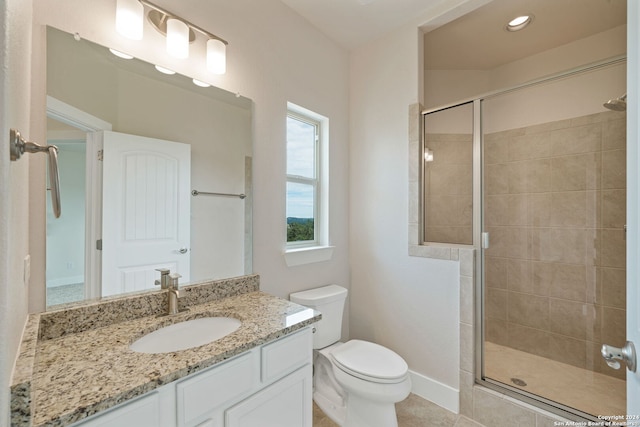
[[101, 131, 190, 296]]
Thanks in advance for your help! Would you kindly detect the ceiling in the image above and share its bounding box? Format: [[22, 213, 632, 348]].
[[424, 0, 627, 70], [280, 0, 626, 67], [279, 0, 457, 50]]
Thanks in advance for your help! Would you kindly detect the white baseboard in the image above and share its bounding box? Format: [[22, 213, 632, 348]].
[[409, 370, 459, 414]]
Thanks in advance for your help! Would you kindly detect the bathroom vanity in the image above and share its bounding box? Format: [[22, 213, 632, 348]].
[[10, 275, 320, 427], [72, 328, 312, 427]]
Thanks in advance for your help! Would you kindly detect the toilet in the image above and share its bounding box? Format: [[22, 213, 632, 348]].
[[290, 285, 411, 427]]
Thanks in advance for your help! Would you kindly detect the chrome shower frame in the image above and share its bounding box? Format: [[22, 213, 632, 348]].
[[421, 53, 628, 423]]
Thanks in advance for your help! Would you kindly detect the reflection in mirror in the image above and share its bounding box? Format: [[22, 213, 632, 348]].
[[423, 102, 473, 245], [45, 26, 253, 308]]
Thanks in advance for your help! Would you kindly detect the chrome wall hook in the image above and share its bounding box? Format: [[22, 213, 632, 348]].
[[9, 129, 62, 218]]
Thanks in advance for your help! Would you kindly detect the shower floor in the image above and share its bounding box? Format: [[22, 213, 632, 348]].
[[484, 342, 626, 418]]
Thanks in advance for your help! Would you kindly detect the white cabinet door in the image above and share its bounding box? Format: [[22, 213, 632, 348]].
[[225, 365, 312, 427], [176, 350, 259, 427], [71, 389, 175, 427]]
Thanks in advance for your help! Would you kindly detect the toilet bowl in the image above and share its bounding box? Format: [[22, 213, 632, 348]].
[[290, 285, 411, 427], [331, 340, 411, 427]]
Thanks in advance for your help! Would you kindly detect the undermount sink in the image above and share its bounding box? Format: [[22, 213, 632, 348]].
[[130, 317, 241, 354]]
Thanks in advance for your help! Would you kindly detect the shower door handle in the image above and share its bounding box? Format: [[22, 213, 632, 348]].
[[481, 232, 490, 249], [601, 341, 636, 372]]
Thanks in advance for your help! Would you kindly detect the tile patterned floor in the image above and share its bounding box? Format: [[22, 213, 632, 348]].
[[313, 394, 485, 427], [314, 342, 627, 426], [46, 282, 84, 306]]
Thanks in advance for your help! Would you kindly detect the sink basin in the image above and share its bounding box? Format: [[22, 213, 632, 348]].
[[130, 317, 241, 354]]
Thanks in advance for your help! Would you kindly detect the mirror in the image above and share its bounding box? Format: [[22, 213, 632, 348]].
[[45, 26, 253, 308], [423, 102, 474, 245]]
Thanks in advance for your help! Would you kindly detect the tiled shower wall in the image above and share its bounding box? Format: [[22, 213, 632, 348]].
[[410, 104, 567, 426], [424, 133, 473, 245], [483, 111, 627, 379]]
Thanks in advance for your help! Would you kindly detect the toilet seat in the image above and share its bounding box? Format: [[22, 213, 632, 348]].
[[330, 340, 408, 384]]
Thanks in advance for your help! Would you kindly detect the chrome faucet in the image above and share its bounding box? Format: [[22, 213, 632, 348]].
[[155, 268, 171, 289], [167, 273, 181, 315], [155, 268, 182, 315]]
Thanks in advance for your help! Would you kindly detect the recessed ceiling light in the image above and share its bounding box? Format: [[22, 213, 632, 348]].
[[109, 48, 133, 59], [506, 14, 533, 32]]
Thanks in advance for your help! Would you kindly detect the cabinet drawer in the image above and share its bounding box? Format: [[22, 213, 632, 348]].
[[176, 349, 259, 427], [261, 327, 312, 383]]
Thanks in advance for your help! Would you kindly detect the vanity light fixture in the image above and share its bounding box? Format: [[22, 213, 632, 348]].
[[207, 39, 226, 74], [166, 18, 189, 59], [116, 0, 144, 40], [506, 14, 533, 32], [115, 0, 229, 74]]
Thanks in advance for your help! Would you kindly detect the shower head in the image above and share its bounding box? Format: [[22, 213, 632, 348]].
[[603, 93, 627, 111]]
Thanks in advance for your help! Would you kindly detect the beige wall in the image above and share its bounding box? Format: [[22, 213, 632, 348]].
[[0, 0, 33, 425], [484, 110, 627, 379], [425, 25, 627, 109]]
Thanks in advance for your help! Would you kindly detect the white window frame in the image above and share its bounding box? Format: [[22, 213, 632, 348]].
[[284, 102, 333, 266], [286, 111, 320, 247]]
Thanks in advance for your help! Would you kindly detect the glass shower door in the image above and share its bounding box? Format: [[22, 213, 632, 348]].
[[481, 67, 627, 418]]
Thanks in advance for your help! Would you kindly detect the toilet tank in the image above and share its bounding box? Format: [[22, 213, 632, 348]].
[[290, 285, 347, 349]]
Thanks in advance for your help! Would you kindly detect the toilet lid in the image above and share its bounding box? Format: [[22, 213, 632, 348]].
[[330, 340, 408, 383]]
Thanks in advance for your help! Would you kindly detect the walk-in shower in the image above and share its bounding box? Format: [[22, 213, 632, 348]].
[[422, 56, 627, 420]]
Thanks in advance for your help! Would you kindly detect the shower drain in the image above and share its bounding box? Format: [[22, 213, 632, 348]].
[[511, 377, 527, 387]]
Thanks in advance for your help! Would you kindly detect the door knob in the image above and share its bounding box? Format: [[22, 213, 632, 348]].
[[179, 247, 188, 254], [601, 341, 637, 372]]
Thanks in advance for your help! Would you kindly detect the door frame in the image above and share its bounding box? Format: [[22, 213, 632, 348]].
[[46, 96, 111, 300], [625, 0, 639, 415]]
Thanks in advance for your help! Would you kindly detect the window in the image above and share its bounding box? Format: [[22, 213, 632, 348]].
[[284, 103, 333, 265], [286, 109, 320, 246]]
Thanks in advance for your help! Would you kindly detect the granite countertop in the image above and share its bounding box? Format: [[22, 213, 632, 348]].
[[10, 275, 320, 427]]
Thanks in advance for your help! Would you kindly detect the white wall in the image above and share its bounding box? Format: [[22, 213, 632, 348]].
[[30, 0, 350, 312], [349, 0, 487, 395], [45, 143, 86, 287], [0, 0, 33, 424]]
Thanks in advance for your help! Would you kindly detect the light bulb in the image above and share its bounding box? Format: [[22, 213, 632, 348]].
[[207, 39, 226, 75], [109, 49, 134, 59], [166, 18, 189, 59], [115, 0, 143, 40], [155, 65, 176, 75], [193, 79, 211, 88], [506, 15, 533, 32]]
